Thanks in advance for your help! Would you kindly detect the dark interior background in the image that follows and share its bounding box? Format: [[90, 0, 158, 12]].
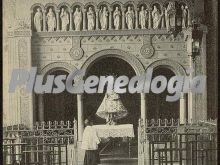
[[42, 70, 77, 121], [84, 57, 140, 135], [146, 68, 180, 120]]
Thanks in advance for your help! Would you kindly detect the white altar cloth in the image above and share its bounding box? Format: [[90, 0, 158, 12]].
[[93, 124, 134, 138]]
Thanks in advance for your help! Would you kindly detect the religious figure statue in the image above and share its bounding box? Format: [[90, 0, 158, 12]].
[[87, 7, 95, 30], [47, 8, 56, 32], [113, 7, 121, 30], [165, 2, 176, 31], [181, 5, 187, 28], [60, 8, 69, 31], [152, 5, 163, 29], [99, 7, 108, 30], [125, 6, 134, 29], [73, 7, 82, 31], [34, 8, 43, 32], [139, 6, 147, 29], [96, 91, 128, 125]]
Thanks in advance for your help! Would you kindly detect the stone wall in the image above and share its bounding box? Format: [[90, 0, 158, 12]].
[[3, 0, 218, 127]]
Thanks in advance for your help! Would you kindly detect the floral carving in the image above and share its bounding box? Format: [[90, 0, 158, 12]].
[[69, 47, 84, 60], [140, 44, 155, 59]]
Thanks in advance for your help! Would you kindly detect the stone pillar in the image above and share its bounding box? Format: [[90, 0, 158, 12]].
[[122, 9, 125, 29], [82, 9, 86, 31], [38, 94, 44, 122], [135, 9, 139, 29], [69, 9, 73, 31], [77, 94, 84, 141], [43, 11, 46, 31], [31, 11, 34, 31], [186, 33, 194, 123], [161, 8, 165, 29], [187, 9, 192, 27], [141, 93, 146, 123], [200, 31, 207, 120], [148, 9, 152, 29], [180, 93, 186, 124], [188, 63, 195, 123], [15, 33, 34, 128], [109, 9, 113, 30], [96, 10, 99, 30], [56, 10, 60, 31], [141, 92, 150, 165]]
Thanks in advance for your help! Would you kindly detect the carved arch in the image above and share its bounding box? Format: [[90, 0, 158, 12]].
[[137, 2, 150, 10], [58, 2, 71, 11], [72, 2, 84, 10], [111, 1, 123, 9], [150, 0, 163, 10], [45, 3, 58, 11], [146, 59, 186, 76], [81, 49, 145, 75], [84, 2, 97, 10], [97, 1, 110, 9], [39, 62, 77, 76], [124, 1, 136, 9], [30, 3, 45, 11]]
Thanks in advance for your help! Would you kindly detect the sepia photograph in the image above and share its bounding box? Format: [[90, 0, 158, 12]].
[[2, 0, 218, 164]]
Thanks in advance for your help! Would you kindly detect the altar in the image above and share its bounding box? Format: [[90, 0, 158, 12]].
[[93, 124, 135, 158], [93, 124, 134, 138]]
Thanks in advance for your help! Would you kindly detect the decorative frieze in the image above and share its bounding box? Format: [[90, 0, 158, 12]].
[[31, 1, 192, 34]]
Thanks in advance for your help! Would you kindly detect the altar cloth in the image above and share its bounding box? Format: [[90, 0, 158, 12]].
[[93, 124, 134, 138]]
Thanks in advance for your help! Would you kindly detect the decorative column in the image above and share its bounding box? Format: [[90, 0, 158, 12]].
[[180, 93, 186, 124], [69, 9, 73, 31], [109, 8, 113, 30], [200, 30, 207, 120], [82, 9, 86, 31], [15, 33, 34, 128], [148, 9, 152, 29], [135, 8, 139, 29], [161, 8, 165, 29], [38, 94, 44, 122], [187, 33, 194, 123], [56, 10, 60, 31], [31, 11, 34, 31], [77, 94, 84, 141], [141, 93, 146, 123], [187, 9, 192, 27], [141, 94, 150, 164], [43, 10, 46, 31], [95, 9, 99, 30], [122, 8, 125, 29]]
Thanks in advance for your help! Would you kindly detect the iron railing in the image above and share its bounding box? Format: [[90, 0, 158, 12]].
[[138, 119, 217, 165], [3, 120, 78, 165]]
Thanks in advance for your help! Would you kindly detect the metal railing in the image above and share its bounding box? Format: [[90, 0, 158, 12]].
[[138, 119, 217, 165], [3, 120, 78, 165]]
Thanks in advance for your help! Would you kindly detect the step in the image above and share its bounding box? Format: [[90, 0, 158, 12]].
[[101, 157, 138, 164], [77, 158, 138, 165]]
